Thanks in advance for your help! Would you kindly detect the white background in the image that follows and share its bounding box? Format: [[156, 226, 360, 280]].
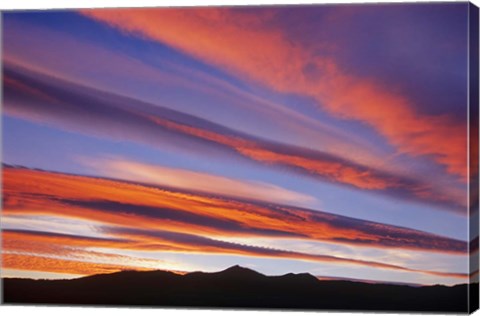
[[0, 0, 479, 315]]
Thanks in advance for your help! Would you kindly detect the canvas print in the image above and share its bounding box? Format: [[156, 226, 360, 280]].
[[1, 1, 479, 313]]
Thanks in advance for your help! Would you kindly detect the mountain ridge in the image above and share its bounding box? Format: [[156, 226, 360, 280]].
[[3, 265, 474, 312]]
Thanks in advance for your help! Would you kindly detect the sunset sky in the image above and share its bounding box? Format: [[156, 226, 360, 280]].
[[1, 3, 474, 285]]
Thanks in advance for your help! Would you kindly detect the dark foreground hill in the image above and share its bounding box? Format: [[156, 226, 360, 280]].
[[2, 265, 476, 312]]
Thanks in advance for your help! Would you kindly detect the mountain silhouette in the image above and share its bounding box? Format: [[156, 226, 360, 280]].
[[2, 265, 476, 312], [218, 264, 264, 276], [188, 264, 265, 280]]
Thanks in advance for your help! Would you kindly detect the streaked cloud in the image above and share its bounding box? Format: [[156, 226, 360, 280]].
[[82, 7, 467, 179], [2, 15, 388, 172], [3, 166, 467, 254], [81, 157, 316, 206], [103, 226, 466, 279], [3, 64, 465, 212], [2, 253, 151, 276], [1, 215, 107, 238], [2, 229, 180, 275]]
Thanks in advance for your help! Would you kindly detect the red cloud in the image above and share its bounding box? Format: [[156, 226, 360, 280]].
[[3, 167, 467, 254], [82, 8, 467, 179], [3, 253, 152, 276]]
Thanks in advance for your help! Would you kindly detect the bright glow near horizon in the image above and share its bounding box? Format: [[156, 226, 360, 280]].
[[1, 3, 474, 286]]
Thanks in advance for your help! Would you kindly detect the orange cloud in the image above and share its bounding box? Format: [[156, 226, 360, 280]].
[[2, 253, 152, 276], [82, 8, 467, 179], [82, 157, 316, 206], [3, 229, 130, 250], [3, 166, 467, 254], [2, 230, 176, 274], [2, 163, 467, 279], [146, 115, 464, 208], [147, 109, 393, 191]]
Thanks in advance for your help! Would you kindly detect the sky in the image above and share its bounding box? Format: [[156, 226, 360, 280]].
[[1, 3, 475, 286]]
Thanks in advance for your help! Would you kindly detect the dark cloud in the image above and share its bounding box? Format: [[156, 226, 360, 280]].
[[306, 211, 467, 253], [57, 198, 303, 238], [2, 228, 130, 244]]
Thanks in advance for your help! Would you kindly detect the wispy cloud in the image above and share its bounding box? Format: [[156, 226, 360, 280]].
[[2, 229, 178, 275], [2, 253, 152, 276], [3, 64, 465, 212], [3, 166, 467, 254], [81, 7, 467, 179], [2, 15, 388, 172], [1, 225, 466, 280], [104, 227, 466, 279], [81, 157, 316, 206]]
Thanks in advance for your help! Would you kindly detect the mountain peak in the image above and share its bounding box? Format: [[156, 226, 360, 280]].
[[219, 265, 264, 277], [225, 264, 245, 271]]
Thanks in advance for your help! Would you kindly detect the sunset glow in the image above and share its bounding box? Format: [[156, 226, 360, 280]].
[[2, 3, 474, 287]]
